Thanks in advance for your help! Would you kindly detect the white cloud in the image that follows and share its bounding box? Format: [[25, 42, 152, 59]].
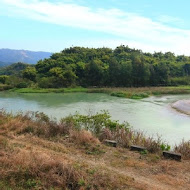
[[157, 15, 184, 24], [1, 0, 190, 55]]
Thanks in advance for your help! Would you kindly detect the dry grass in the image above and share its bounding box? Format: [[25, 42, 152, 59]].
[[70, 130, 100, 146], [0, 140, 137, 190], [155, 174, 185, 186], [0, 112, 139, 189], [88, 86, 190, 99], [1, 111, 190, 189], [0, 149, 82, 189], [174, 140, 190, 159], [101, 127, 163, 153]]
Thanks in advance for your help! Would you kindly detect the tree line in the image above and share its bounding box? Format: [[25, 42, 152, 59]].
[[1, 45, 190, 88]]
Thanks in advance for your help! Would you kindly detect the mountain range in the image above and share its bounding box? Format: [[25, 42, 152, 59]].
[[0, 49, 52, 67]]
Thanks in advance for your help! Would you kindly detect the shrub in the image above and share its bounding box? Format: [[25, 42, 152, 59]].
[[37, 77, 54, 88], [64, 111, 129, 136], [174, 140, 190, 159], [170, 77, 190, 86], [110, 92, 126, 97], [16, 82, 28, 88], [70, 130, 100, 146], [0, 75, 9, 84]]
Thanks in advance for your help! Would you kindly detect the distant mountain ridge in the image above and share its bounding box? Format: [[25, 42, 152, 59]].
[[0, 49, 52, 65], [0, 61, 12, 67]]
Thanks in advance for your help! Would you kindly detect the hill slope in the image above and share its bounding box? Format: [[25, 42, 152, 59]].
[[0, 61, 12, 67], [0, 111, 190, 190], [0, 49, 52, 65]]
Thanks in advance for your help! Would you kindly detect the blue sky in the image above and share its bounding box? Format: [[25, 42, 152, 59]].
[[1, 0, 190, 54]]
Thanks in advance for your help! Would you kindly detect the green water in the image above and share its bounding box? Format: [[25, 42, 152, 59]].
[[0, 92, 190, 145]]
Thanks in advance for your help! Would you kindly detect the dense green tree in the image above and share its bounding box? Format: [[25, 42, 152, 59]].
[[22, 67, 37, 81], [108, 58, 120, 86], [183, 63, 190, 76], [0, 75, 9, 84], [2, 46, 190, 88], [131, 54, 150, 86], [85, 59, 104, 86], [119, 61, 133, 87]]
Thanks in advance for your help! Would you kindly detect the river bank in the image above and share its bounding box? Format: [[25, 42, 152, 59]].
[[0, 110, 190, 189], [172, 100, 190, 115], [7, 85, 190, 99]]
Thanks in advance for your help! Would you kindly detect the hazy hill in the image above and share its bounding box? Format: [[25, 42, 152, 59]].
[[0, 61, 12, 67], [0, 49, 52, 65]]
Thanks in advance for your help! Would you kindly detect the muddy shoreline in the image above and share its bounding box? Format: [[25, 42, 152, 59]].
[[172, 100, 190, 115]]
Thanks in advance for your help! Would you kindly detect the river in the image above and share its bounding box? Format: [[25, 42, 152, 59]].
[[0, 92, 190, 145]]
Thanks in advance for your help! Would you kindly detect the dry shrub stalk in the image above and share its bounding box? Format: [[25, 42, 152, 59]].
[[0, 150, 82, 189], [70, 129, 100, 146], [175, 140, 190, 159]]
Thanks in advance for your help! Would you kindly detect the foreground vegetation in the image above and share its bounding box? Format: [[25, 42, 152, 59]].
[[0, 110, 190, 189]]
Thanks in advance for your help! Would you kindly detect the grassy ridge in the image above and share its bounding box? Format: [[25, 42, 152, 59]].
[[0, 84, 12, 91], [0, 111, 190, 189], [9, 87, 88, 93], [88, 86, 190, 99], [8, 86, 190, 99]]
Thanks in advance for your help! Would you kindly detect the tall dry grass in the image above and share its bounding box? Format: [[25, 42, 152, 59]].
[[100, 127, 163, 153], [174, 140, 190, 159], [0, 110, 189, 158], [70, 130, 100, 146], [0, 148, 83, 189], [88, 86, 190, 99], [0, 138, 134, 189]]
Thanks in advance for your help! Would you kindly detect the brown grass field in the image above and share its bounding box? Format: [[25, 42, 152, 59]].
[[0, 111, 190, 190]]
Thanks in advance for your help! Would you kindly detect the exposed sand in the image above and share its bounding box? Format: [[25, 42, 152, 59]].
[[172, 100, 190, 115]]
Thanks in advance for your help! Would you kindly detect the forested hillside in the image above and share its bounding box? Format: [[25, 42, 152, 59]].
[[1, 45, 190, 88]]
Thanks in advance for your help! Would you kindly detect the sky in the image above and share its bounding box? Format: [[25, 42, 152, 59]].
[[1, 0, 190, 55]]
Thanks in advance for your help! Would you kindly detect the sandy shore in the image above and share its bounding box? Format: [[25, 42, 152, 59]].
[[172, 100, 190, 115]]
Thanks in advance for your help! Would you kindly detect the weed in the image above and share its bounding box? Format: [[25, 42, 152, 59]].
[[160, 143, 171, 151], [24, 179, 41, 189], [85, 145, 105, 155], [87, 169, 96, 175], [140, 150, 148, 155], [78, 178, 86, 186], [174, 140, 190, 159]]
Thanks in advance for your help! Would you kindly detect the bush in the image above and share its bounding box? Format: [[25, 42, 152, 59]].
[[0, 75, 9, 84], [0, 84, 12, 91], [174, 140, 190, 159], [170, 77, 190, 86], [62, 111, 128, 136], [37, 77, 54, 88], [16, 82, 28, 88], [70, 130, 100, 145]]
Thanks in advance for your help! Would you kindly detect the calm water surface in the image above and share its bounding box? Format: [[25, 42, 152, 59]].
[[0, 92, 190, 145]]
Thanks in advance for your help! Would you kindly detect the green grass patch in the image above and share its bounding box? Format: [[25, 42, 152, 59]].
[[0, 180, 14, 190], [6, 86, 190, 99], [9, 87, 87, 93], [130, 93, 149, 99], [110, 92, 126, 98], [63, 87, 88, 93], [110, 91, 149, 99]]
